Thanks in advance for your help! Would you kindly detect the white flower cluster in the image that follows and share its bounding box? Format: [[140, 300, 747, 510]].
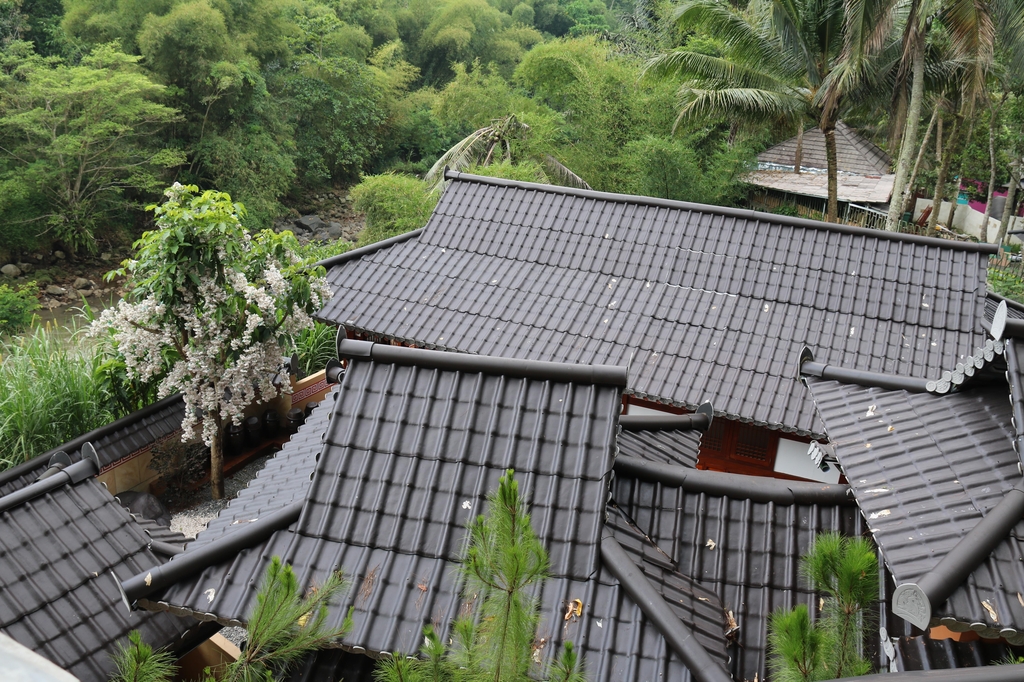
[[93, 249, 332, 448]]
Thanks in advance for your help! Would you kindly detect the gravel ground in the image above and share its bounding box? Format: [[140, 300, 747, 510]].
[[219, 626, 247, 649], [169, 452, 272, 539]]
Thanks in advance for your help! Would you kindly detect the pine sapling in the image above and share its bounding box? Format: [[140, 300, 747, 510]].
[[110, 630, 176, 682], [375, 469, 585, 682], [218, 556, 352, 682]]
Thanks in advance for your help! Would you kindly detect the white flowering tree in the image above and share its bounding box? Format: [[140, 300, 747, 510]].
[[93, 184, 331, 499]]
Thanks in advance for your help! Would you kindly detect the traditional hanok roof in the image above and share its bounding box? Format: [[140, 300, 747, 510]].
[[803, 320, 1024, 642], [315, 172, 996, 438], [0, 446, 195, 681], [122, 341, 741, 682], [757, 122, 891, 175], [0, 394, 185, 497], [119, 338, 887, 681], [613, 461, 861, 679]]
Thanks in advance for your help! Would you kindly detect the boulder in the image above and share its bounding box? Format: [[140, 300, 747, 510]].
[[1, 264, 21, 277], [295, 214, 326, 233], [73, 277, 94, 290], [16, 263, 32, 274], [45, 285, 65, 296], [53, 250, 65, 260], [100, 252, 112, 261], [327, 221, 343, 239]]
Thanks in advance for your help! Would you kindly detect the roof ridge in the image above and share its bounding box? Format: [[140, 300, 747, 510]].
[[338, 339, 629, 387], [314, 227, 425, 270], [442, 171, 996, 254], [0, 444, 101, 514], [614, 454, 854, 505], [0, 393, 185, 488]]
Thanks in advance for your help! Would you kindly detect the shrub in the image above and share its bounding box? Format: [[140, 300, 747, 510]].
[[350, 173, 438, 246], [0, 283, 38, 336]]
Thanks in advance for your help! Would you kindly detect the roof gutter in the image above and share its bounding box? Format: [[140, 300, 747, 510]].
[[614, 455, 854, 505], [600, 535, 733, 682], [444, 170, 999, 255], [338, 339, 629, 388], [798, 347, 931, 393], [892, 484, 1024, 629], [313, 228, 425, 270], [119, 500, 303, 606], [0, 393, 184, 488], [619, 402, 713, 431]]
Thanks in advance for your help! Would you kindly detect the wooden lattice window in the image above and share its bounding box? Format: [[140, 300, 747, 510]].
[[735, 422, 771, 461], [702, 418, 726, 452]]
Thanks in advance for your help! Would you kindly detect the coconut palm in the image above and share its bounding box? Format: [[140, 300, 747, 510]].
[[869, 0, 1019, 230], [646, 0, 862, 223], [424, 114, 591, 192]]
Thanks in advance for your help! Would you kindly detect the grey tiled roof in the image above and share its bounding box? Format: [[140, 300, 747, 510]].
[[187, 389, 335, 550], [317, 172, 993, 437], [757, 121, 891, 175], [142, 344, 739, 681], [613, 473, 866, 681], [806, 376, 1024, 638], [0, 394, 185, 497], [0, 478, 192, 681], [616, 426, 702, 468]]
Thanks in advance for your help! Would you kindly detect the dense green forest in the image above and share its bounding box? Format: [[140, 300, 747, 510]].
[[1, 0, 1024, 257], [0, 0, 761, 257]]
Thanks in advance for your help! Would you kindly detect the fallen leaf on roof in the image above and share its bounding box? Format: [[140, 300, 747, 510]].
[[706, 538, 717, 550], [868, 510, 891, 519], [145, 573, 152, 587], [205, 588, 216, 603], [531, 637, 547, 664], [1018, 593, 1023, 608], [982, 600, 999, 623], [698, 596, 710, 602], [865, 405, 876, 417], [725, 610, 739, 637]]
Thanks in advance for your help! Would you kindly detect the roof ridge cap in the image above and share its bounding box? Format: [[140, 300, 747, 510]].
[[339, 339, 628, 387]]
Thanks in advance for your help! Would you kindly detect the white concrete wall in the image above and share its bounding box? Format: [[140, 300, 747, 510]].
[[913, 198, 1024, 243]]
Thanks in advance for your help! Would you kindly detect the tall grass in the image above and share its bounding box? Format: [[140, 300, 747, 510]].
[[0, 323, 118, 470]]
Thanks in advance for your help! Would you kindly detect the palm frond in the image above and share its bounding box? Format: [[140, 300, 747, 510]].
[[543, 155, 591, 189], [424, 127, 492, 190], [676, 87, 808, 128], [667, 0, 777, 64], [649, 50, 800, 92]]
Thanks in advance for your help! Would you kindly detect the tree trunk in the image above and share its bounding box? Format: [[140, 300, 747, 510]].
[[823, 121, 839, 223], [996, 161, 1022, 245], [888, 86, 908, 153], [794, 119, 804, 173], [902, 105, 940, 215], [947, 109, 976, 231], [210, 414, 225, 500], [887, 28, 927, 230], [928, 113, 962, 231], [984, 95, 1007, 219]]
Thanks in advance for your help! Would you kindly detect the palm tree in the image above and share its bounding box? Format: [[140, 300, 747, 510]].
[[869, 0, 1009, 230], [645, 0, 855, 222], [424, 114, 591, 192]]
